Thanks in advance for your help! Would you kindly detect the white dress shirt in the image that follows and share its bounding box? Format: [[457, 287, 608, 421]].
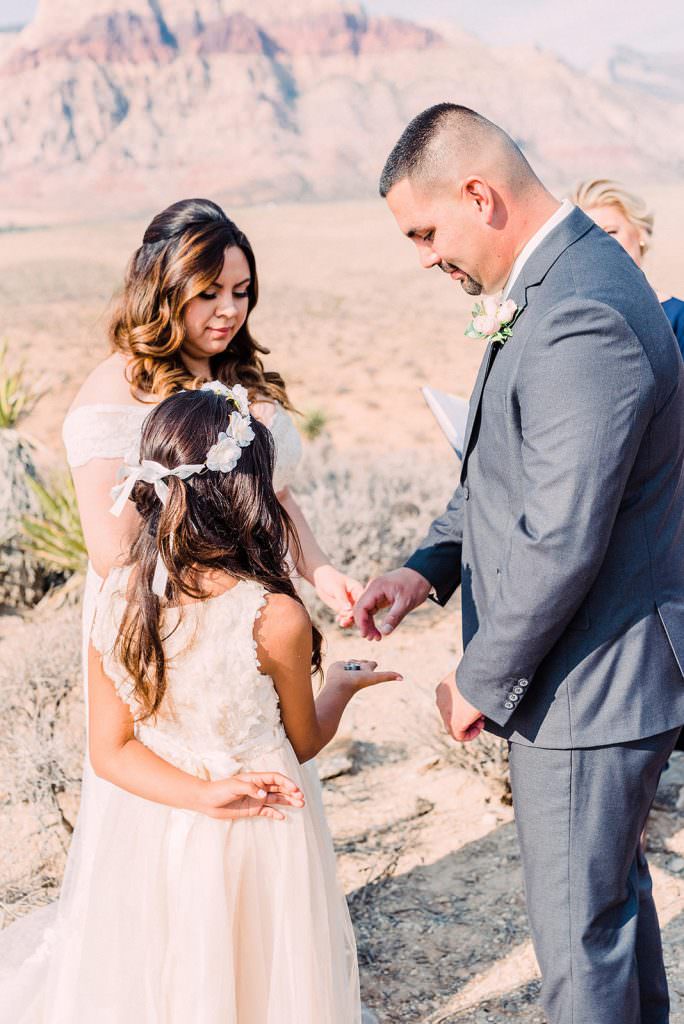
[[503, 199, 574, 298]]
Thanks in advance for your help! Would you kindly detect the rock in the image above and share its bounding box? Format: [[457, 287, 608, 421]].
[[0, 429, 50, 609], [318, 754, 354, 781], [676, 786, 684, 813], [417, 754, 440, 773], [361, 1007, 379, 1024], [668, 856, 684, 874]]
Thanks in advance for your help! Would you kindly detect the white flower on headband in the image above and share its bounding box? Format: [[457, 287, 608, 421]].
[[200, 380, 250, 416], [201, 380, 231, 397], [230, 383, 250, 416], [205, 432, 242, 473], [229, 410, 255, 447]]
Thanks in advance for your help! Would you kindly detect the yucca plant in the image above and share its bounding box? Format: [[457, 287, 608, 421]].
[[0, 341, 42, 428], [21, 472, 87, 577]]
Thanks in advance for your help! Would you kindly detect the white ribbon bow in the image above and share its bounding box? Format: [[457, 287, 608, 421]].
[[110, 460, 205, 519], [109, 459, 205, 597]]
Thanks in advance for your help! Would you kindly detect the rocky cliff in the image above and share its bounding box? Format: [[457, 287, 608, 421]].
[[2, 1, 683, 219]]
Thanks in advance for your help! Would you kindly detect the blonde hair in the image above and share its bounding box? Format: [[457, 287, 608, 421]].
[[570, 178, 654, 254], [109, 198, 292, 409]]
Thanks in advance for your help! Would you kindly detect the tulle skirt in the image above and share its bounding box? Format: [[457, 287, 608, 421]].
[[0, 747, 360, 1024], [0, 566, 360, 1022]]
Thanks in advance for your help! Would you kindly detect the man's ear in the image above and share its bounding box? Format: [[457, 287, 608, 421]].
[[462, 177, 495, 224]]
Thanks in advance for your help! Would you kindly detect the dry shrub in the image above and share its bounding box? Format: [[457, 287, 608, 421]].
[[0, 603, 83, 924], [291, 440, 455, 619]]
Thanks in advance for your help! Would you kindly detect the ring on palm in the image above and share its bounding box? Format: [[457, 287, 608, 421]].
[[344, 661, 363, 671]]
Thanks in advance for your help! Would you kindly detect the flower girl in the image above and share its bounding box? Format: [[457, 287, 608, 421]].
[[0, 382, 400, 1023]]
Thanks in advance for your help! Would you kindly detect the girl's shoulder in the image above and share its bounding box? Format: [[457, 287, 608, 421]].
[[255, 592, 312, 655]]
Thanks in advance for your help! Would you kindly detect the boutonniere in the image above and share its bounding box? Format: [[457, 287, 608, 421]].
[[465, 296, 519, 346]]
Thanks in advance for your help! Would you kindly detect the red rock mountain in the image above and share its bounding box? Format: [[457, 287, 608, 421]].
[[2, 1, 683, 219]]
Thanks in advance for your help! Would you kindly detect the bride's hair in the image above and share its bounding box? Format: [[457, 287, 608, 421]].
[[115, 388, 321, 720], [109, 198, 291, 408]]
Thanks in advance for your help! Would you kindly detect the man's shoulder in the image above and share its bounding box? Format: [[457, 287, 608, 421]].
[[537, 233, 669, 345]]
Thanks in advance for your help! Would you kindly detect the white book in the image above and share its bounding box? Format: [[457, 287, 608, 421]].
[[421, 386, 470, 460]]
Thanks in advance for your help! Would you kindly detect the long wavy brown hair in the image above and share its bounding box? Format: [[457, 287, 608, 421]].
[[109, 198, 291, 407], [114, 389, 321, 720]]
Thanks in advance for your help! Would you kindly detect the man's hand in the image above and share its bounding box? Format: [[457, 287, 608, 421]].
[[435, 670, 485, 742], [353, 567, 431, 641]]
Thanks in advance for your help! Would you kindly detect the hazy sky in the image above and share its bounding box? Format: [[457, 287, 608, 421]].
[[1, 0, 682, 67]]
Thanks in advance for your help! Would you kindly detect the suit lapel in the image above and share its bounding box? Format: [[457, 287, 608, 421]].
[[458, 206, 595, 484], [459, 341, 496, 483]]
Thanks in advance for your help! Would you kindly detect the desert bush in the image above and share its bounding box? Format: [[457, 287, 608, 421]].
[[0, 603, 83, 925], [0, 341, 42, 429], [292, 440, 455, 618], [21, 471, 88, 577], [300, 408, 329, 440]]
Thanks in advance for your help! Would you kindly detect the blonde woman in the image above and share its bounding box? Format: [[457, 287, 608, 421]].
[[571, 178, 684, 355]]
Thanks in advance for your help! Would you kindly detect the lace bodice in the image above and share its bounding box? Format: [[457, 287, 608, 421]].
[[90, 567, 284, 779], [62, 400, 303, 492]]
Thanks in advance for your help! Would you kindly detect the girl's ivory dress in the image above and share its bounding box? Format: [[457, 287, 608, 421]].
[[0, 403, 361, 1022]]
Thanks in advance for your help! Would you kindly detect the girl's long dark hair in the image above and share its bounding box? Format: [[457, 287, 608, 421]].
[[115, 389, 321, 719]]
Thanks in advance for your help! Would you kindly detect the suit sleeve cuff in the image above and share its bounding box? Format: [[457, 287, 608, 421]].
[[404, 546, 461, 607], [456, 655, 532, 728]]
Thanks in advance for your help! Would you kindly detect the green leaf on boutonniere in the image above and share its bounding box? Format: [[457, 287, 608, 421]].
[[464, 322, 481, 338]]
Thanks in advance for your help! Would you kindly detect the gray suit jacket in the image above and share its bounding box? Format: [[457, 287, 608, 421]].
[[406, 207, 684, 747]]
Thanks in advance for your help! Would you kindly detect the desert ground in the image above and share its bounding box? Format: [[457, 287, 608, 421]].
[[2, 189, 684, 1021]]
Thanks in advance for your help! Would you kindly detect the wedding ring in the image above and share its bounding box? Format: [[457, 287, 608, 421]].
[[344, 661, 363, 671]]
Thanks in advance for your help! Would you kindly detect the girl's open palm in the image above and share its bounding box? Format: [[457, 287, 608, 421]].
[[200, 771, 305, 821], [326, 659, 403, 689]]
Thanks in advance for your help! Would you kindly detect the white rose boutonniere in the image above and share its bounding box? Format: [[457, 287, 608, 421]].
[[465, 296, 519, 346]]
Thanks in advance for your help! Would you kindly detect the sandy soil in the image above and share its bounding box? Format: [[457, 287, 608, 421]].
[[2, 191, 684, 1021]]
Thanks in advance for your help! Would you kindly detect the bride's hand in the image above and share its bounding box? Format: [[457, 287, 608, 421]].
[[198, 772, 305, 821], [312, 564, 364, 628]]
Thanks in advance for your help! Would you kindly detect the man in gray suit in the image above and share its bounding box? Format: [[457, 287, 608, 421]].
[[354, 104, 684, 1023]]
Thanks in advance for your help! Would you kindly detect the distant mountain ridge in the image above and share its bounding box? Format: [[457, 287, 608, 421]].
[[2, 1, 684, 220], [3, 4, 440, 71]]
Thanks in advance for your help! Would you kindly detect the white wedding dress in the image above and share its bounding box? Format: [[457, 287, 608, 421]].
[[0, 402, 361, 1022]]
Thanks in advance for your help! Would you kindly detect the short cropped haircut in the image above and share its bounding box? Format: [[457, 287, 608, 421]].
[[378, 103, 531, 197]]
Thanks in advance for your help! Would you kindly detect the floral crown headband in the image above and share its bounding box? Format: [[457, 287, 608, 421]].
[[109, 380, 255, 597]]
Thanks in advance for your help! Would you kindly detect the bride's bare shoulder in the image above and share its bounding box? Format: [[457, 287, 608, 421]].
[[68, 353, 140, 412]]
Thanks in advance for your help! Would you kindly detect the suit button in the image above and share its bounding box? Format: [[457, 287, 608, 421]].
[[463, 484, 470, 500], [513, 686, 524, 695], [504, 701, 514, 710], [508, 693, 519, 702], [518, 678, 529, 688]]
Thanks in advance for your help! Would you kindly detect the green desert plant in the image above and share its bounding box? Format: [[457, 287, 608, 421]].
[[0, 341, 42, 428], [301, 408, 329, 440], [21, 472, 87, 576]]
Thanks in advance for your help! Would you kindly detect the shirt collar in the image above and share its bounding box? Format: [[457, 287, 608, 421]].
[[502, 199, 574, 299]]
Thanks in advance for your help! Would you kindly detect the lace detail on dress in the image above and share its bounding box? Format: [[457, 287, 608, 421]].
[[269, 404, 303, 493], [62, 403, 152, 468], [90, 568, 283, 779]]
